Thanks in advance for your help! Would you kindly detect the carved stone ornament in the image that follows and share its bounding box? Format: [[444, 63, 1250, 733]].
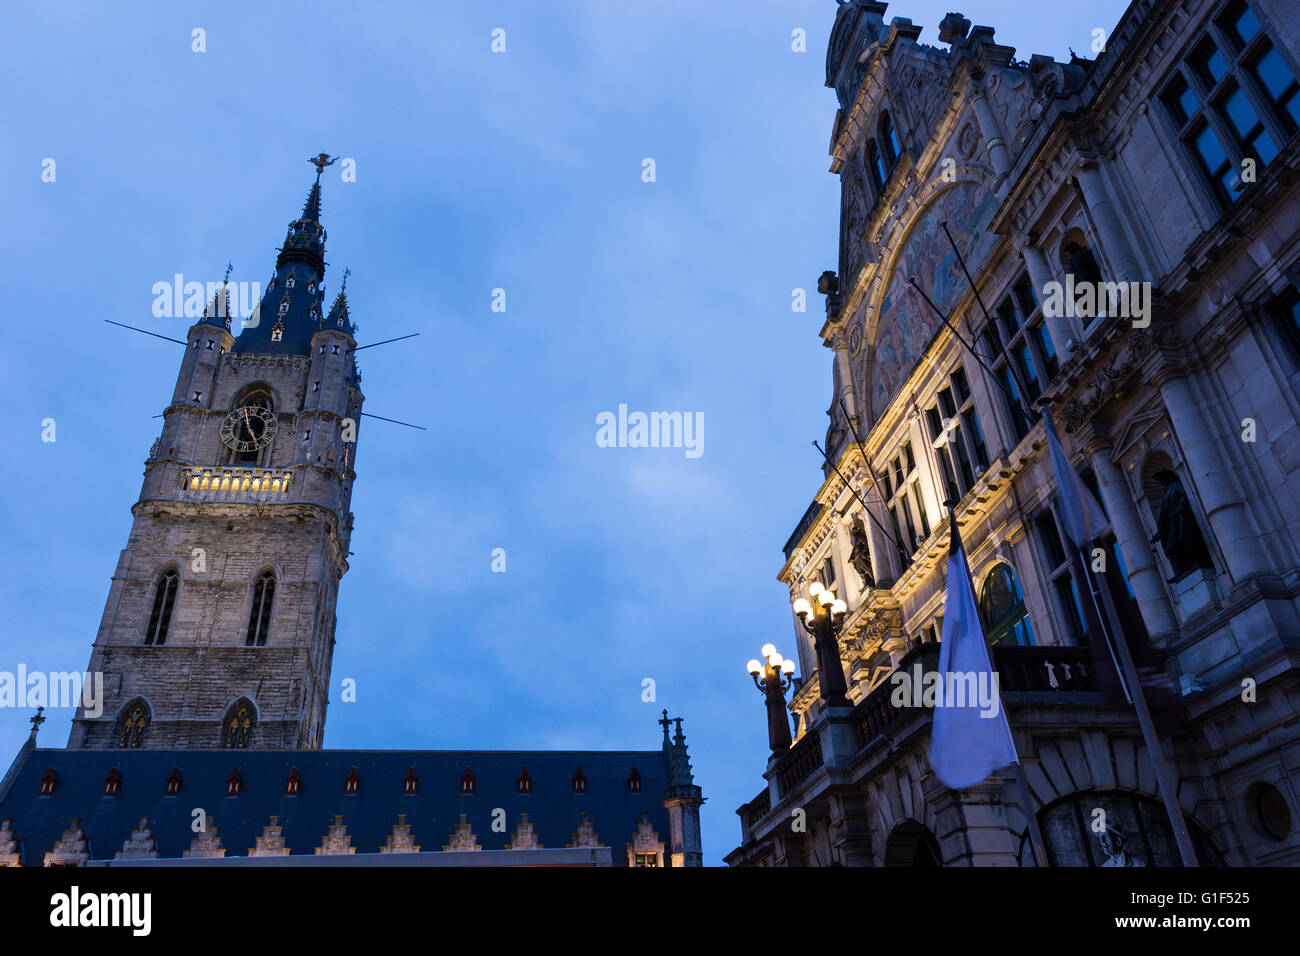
[[1060, 328, 1171, 432]]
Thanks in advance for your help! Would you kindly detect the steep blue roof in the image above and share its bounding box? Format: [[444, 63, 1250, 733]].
[[0, 748, 671, 865], [232, 170, 336, 356]]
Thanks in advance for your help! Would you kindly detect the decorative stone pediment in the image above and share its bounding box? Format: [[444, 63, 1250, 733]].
[[0, 819, 21, 866], [443, 813, 481, 852], [380, 813, 420, 853], [248, 815, 290, 857], [568, 813, 603, 849], [44, 820, 88, 867], [315, 815, 354, 855], [506, 813, 542, 850], [184, 824, 225, 858], [116, 817, 158, 860], [626, 813, 665, 866]]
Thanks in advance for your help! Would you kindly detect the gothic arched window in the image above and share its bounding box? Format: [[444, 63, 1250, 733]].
[[461, 767, 475, 794], [518, 767, 531, 795], [223, 700, 255, 749], [226, 769, 243, 796], [245, 571, 276, 646], [116, 699, 150, 748], [144, 568, 179, 646], [573, 767, 586, 794], [404, 766, 418, 795], [104, 768, 121, 796], [627, 767, 641, 793], [979, 564, 1035, 646]]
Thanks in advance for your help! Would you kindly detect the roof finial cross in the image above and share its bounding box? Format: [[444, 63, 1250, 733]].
[[341, 266, 351, 291], [29, 706, 45, 739], [223, 260, 233, 286]]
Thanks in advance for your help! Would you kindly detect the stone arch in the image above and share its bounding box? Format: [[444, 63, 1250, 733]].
[[1017, 788, 1226, 866], [862, 177, 1002, 418], [114, 697, 152, 748], [1015, 732, 1230, 862], [230, 381, 278, 413], [883, 819, 943, 866], [1138, 450, 1218, 578], [242, 563, 281, 647], [864, 749, 946, 864], [221, 697, 257, 749]]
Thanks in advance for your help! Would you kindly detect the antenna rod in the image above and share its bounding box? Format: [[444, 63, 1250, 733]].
[[351, 333, 419, 352], [104, 320, 186, 346], [835, 394, 905, 558], [812, 439, 910, 567], [906, 278, 1036, 425], [360, 411, 427, 431]]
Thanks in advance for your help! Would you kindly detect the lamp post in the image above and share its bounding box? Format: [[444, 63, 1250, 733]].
[[747, 644, 796, 754], [793, 581, 851, 708]]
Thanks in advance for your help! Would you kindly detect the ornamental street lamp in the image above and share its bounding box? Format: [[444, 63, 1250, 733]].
[[793, 581, 851, 708], [747, 644, 796, 754]]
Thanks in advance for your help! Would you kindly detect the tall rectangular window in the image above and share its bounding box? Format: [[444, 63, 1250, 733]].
[[1161, 1, 1298, 203], [925, 366, 990, 505], [980, 273, 1051, 445]]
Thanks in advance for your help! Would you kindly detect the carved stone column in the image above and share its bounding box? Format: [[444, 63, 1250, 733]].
[[1074, 423, 1179, 639], [1020, 239, 1076, 356], [969, 81, 1011, 176], [1074, 160, 1143, 282], [1152, 366, 1269, 582]]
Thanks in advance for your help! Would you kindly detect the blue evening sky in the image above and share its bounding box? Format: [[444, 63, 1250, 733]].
[[0, 0, 1128, 864]]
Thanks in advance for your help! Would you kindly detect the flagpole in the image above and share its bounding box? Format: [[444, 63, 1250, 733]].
[[1081, 542, 1200, 867], [931, 220, 1201, 867], [945, 503, 1050, 867]]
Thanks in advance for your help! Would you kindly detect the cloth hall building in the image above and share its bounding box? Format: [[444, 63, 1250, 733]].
[[728, 0, 1300, 867], [0, 162, 704, 868]]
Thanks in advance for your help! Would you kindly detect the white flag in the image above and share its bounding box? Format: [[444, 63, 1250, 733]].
[[1043, 408, 1110, 547], [928, 521, 1019, 789]]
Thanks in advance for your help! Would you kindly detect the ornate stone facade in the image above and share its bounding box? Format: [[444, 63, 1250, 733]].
[[731, 0, 1300, 867]]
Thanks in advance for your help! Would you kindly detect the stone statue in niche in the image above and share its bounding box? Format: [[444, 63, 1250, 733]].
[[849, 517, 875, 589], [1149, 470, 1213, 580]]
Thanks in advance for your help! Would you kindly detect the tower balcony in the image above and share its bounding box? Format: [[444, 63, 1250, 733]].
[[181, 466, 294, 499]]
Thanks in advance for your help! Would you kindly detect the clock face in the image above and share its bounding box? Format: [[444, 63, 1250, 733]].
[[220, 405, 278, 453]]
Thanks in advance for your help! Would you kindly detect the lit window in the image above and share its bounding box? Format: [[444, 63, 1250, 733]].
[[518, 768, 531, 795], [103, 768, 121, 796], [627, 768, 641, 793], [223, 700, 255, 749], [345, 767, 360, 795], [116, 699, 150, 748], [404, 766, 418, 794], [979, 564, 1035, 646], [165, 768, 182, 796], [227, 769, 243, 797], [634, 852, 658, 867], [461, 766, 475, 794], [573, 768, 586, 794]]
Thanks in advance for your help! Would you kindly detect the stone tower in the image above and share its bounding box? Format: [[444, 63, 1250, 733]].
[[68, 159, 364, 751], [660, 712, 705, 867]]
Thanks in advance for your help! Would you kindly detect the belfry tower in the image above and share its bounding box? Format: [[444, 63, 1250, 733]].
[[69, 155, 364, 751]]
